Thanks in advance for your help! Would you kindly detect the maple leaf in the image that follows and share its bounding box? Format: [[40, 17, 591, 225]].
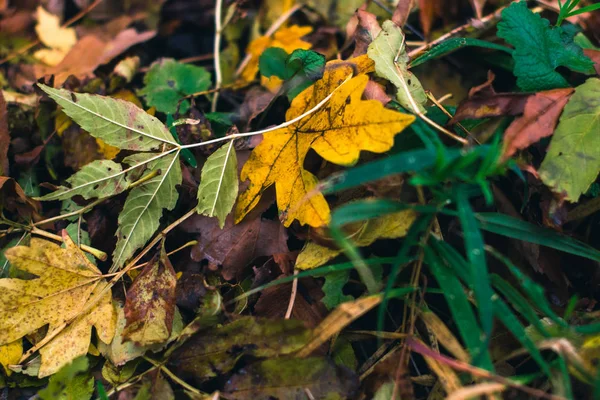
[[0, 233, 116, 377], [241, 25, 313, 83], [235, 60, 415, 227]]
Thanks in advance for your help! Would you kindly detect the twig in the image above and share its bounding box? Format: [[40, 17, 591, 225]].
[[284, 269, 299, 319], [211, 0, 224, 113], [30, 227, 107, 260], [144, 357, 205, 396], [0, 0, 105, 66], [234, 4, 303, 77]]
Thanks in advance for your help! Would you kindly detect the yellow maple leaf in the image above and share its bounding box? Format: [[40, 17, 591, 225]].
[[33, 6, 77, 66], [0, 233, 116, 377], [0, 340, 22, 376], [296, 208, 417, 270], [235, 60, 415, 227], [241, 25, 313, 83]]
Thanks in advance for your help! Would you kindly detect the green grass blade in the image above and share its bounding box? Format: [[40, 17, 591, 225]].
[[477, 213, 600, 262], [410, 38, 513, 68]]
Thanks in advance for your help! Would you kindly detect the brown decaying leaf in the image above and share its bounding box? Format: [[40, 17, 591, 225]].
[[392, 0, 414, 28], [239, 87, 276, 131], [502, 88, 573, 159], [182, 214, 288, 280], [123, 245, 177, 346], [35, 28, 156, 86], [363, 80, 392, 106], [0, 176, 40, 219], [584, 49, 600, 76], [348, 8, 382, 57], [0, 92, 8, 176], [450, 71, 530, 124]]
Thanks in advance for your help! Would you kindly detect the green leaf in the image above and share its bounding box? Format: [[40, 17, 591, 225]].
[[138, 58, 212, 114], [38, 84, 177, 151], [539, 78, 600, 201], [196, 141, 238, 228], [476, 212, 600, 262], [37, 160, 129, 201], [368, 20, 427, 113], [496, 1, 594, 91], [410, 38, 513, 68], [259, 47, 289, 79], [112, 151, 182, 269], [37, 357, 93, 400], [320, 270, 353, 310], [223, 357, 358, 399]]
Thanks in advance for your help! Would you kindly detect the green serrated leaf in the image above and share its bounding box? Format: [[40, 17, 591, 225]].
[[497, 1, 594, 91], [37, 357, 93, 400], [139, 58, 212, 114], [38, 84, 177, 151], [112, 151, 182, 270], [196, 141, 238, 228], [37, 160, 129, 201], [539, 78, 600, 201], [368, 20, 427, 114], [320, 270, 353, 310]]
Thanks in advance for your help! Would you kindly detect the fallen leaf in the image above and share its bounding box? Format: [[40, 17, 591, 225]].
[[0, 92, 8, 175], [0, 233, 116, 377], [239, 87, 276, 130], [182, 215, 288, 280], [123, 245, 177, 346], [503, 88, 573, 159], [138, 58, 212, 114], [241, 25, 313, 83], [35, 29, 155, 86], [539, 78, 600, 201], [348, 8, 381, 57], [235, 60, 414, 227], [584, 49, 600, 76], [0, 339, 22, 375], [368, 20, 427, 113], [37, 357, 94, 400], [224, 357, 359, 399], [392, 0, 414, 27], [450, 71, 530, 124], [168, 317, 310, 381], [33, 6, 77, 66], [296, 209, 417, 270]]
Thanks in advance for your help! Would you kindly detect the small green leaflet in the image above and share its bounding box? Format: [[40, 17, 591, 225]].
[[539, 78, 600, 202], [496, 1, 594, 91], [112, 151, 182, 271], [37, 357, 94, 400], [259, 48, 326, 100], [36, 160, 129, 201], [368, 20, 427, 114], [38, 84, 177, 151], [196, 140, 239, 228], [138, 58, 212, 114], [320, 270, 353, 310]]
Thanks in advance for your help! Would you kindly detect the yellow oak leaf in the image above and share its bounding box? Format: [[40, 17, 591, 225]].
[[296, 209, 417, 270], [241, 25, 312, 82], [0, 233, 116, 377], [0, 339, 22, 376], [33, 6, 77, 66], [235, 61, 415, 227]]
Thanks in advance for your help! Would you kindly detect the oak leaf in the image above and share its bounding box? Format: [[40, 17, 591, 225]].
[[235, 61, 415, 227], [0, 233, 116, 377], [241, 25, 312, 83]]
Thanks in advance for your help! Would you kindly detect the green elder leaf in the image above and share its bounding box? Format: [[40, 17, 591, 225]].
[[112, 151, 182, 269], [37, 357, 93, 400], [38, 84, 177, 151], [196, 141, 238, 228], [368, 20, 427, 114], [259, 47, 289, 79], [37, 160, 129, 201], [139, 58, 212, 114], [539, 78, 600, 202], [497, 1, 594, 91]]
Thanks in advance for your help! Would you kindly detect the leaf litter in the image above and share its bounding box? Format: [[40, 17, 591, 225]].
[[1, 0, 600, 398]]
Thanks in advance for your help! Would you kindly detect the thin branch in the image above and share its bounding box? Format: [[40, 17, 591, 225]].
[[284, 269, 299, 319], [211, 0, 224, 113]]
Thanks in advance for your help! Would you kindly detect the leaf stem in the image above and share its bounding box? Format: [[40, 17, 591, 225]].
[[30, 227, 107, 260], [144, 357, 205, 396], [211, 0, 223, 113]]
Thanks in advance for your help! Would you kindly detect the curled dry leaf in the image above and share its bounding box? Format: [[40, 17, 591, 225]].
[[502, 88, 573, 159], [123, 245, 177, 346], [235, 56, 414, 227], [0, 233, 116, 377]]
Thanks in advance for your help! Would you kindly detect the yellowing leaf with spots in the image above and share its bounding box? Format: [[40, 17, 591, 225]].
[[236, 61, 415, 227], [0, 233, 116, 377], [241, 25, 312, 82]]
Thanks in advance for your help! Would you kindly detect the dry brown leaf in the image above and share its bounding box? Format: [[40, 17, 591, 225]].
[[584, 49, 600, 76], [348, 8, 381, 57], [0, 92, 8, 175], [392, 0, 414, 27], [123, 245, 177, 346], [182, 215, 288, 281], [503, 88, 573, 159]]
